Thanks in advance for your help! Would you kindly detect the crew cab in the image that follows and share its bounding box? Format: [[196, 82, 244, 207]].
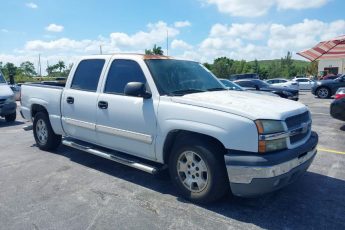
[[21, 54, 318, 203]]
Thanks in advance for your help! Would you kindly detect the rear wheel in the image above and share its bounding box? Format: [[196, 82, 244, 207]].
[[169, 136, 229, 203], [5, 112, 16, 122], [316, 87, 330, 99], [33, 112, 61, 151]]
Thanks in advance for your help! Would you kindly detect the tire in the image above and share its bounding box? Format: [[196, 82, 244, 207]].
[[316, 87, 330, 99], [169, 136, 229, 204], [33, 112, 61, 151], [5, 112, 16, 122]]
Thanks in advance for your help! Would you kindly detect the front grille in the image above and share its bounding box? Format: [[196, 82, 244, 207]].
[[285, 111, 310, 129], [285, 111, 311, 144], [290, 132, 309, 144]]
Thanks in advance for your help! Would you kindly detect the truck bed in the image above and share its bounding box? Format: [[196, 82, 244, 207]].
[[20, 83, 65, 135]]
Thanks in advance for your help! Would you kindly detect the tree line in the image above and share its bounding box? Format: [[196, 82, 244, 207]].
[[0, 60, 72, 83], [203, 52, 318, 79]]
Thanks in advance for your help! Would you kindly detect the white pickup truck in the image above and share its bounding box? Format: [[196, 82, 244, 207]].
[[21, 54, 318, 203]]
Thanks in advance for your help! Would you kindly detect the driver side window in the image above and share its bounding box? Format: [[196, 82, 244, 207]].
[[104, 59, 147, 95]]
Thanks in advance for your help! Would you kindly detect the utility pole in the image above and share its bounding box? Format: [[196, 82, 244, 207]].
[[100, 45, 103, 54], [166, 30, 169, 56], [38, 54, 42, 77]]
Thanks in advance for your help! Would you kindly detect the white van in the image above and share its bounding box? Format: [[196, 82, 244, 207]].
[[0, 71, 16, 122]]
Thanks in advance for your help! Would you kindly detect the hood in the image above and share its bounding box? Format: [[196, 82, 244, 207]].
[[171, 91, 307, 120], [0, 84, 14, 98]]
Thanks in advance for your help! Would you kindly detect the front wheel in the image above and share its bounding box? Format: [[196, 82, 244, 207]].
[[5, 112, 16, 122], [169, 136, 229, 203], [33, 112, 61, 151], [316, 87, 330, 99]]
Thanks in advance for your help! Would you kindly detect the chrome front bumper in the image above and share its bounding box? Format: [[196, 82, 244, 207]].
[[224, 131, 318, 197], [227, 147, 316, 184]]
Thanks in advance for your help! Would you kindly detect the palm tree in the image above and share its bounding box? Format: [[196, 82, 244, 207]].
[[57, 61, 66, 73], [145, 44, 164, 55]]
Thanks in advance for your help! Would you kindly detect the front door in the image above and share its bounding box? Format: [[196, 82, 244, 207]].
[[96, 59, 157, 160], [62, 59, 106, 143]]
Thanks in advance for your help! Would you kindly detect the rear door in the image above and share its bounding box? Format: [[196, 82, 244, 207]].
[[61, 59, 107, 143], [96, 59, 157, 160]]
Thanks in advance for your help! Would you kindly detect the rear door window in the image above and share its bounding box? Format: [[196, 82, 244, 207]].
[[71, 59, 105, 92], [104, 59, 146, 95]]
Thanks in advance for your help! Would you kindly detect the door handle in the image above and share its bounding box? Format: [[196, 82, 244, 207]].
[[98, 101, 108, 109], [66, 96, 74, 104]]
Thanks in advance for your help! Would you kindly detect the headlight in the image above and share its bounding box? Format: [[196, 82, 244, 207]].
[[255, 120, 285, 134], [5, 95, 15, 103], [255, 120, 287, 153]]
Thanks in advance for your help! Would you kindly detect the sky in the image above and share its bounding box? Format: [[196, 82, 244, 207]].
[[1, 0, 345, 73]]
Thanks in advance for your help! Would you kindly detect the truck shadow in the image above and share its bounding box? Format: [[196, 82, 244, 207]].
[[0, 120, 25, 127], [55, 145, 345, 229]]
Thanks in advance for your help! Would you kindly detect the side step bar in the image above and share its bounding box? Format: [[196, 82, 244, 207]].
[[62, 139, 160, 175]]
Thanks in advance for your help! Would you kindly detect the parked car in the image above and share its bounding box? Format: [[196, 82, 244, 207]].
[[292, 78, 315, 90], [334, 87, 345, 100], [311, 75, 345, 98], [0, 71, 16, 122], [320, 74, 338, 80], [21, 54, 318, 203], [266, 78, 299, 90], [9, 84, 21, 101], [220, 79, 279, 97], [234, 79, 299, 100], [229, 73, 259, 81], [330, 88, 345, 121]]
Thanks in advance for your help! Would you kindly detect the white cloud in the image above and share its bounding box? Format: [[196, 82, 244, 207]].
[[204, 0, 329, 17], [25, 38, 97, 52], [205, 0, 275, 17], [174, 21, 191, 28], [1, 21, 182, 75], [109, 21, 179, 50], [26, 2, 38, 9], [45, 24, 64, 32], [180, 19, 345, 63], [171, 39, 193, 50], [276, 0, 329, 10], [1, 29, 9, 33], [210, 23, 269, 40]]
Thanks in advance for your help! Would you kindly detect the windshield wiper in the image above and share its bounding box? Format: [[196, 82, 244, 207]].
[[207, 87, 227, 91], [168, 89, 206, 96]]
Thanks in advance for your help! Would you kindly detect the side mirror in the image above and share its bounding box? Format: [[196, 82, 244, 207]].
[[124, 82, 152, 99]]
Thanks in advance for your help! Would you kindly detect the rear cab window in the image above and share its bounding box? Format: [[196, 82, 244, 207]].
[[71, 59, 105, 92]]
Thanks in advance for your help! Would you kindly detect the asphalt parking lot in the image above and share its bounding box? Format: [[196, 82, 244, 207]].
[[0, 92, 344, 230]]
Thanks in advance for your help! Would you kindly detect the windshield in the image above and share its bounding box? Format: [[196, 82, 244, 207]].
[[0, 72, 6, 84], [145, 60, 225, 95], [220, 79, 243, 91]]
